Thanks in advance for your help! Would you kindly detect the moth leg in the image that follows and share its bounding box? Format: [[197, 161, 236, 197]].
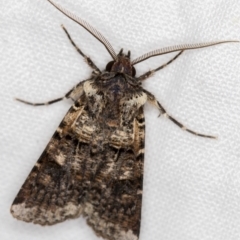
[[137, 51, 184, 81], [16, 82, 84, 106], [61, 25, 101, 74], [15, 96, 66, 106], [145, 90, 216, 139]]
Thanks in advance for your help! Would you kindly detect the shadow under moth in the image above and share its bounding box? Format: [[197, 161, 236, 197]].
[[10, 0, 238, 239]]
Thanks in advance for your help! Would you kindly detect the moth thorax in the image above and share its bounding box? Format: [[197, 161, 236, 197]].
[[105, 51, 136, 77]]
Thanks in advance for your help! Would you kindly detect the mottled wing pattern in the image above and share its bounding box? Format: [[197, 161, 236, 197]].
[[85, 107, 145, 240], [11, 95, 88, 225], [11, 87, 145, 240]]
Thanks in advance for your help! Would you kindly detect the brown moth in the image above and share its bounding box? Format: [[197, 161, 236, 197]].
[[10, 0, 238, 239]]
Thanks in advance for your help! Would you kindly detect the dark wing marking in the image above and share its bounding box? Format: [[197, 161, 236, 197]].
[[11, 90, 145, 239], [85, 107, 145, 240], [10, 95, 88, 225]]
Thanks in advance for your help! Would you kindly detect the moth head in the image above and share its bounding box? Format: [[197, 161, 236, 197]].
[[47, 0, 239, 79], [105, 49, 136, 77]]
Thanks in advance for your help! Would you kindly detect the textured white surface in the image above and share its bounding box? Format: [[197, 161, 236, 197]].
[[1, 0, 240, 240]]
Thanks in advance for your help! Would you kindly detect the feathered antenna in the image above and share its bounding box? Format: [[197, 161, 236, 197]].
[[132, 40, 239, 65], [47, 0, 117, 60]]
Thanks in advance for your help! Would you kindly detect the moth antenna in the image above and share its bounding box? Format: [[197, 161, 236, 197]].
[[131, 40, 239, 65], [47, 0, 117, 60]]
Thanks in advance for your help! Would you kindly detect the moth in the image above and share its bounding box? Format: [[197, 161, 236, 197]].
[[10, 0, 238, 240]]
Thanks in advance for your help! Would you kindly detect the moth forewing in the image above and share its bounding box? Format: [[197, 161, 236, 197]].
[[10, 0, 239, 240]]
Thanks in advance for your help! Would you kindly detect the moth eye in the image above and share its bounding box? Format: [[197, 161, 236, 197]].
[[132, 66, 136, 77], [105, 61, 114, 72]]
